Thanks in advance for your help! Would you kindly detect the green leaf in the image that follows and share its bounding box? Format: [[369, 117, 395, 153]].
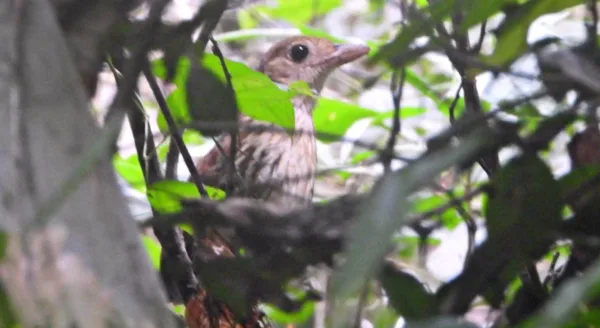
[[257, 0, 342, 25], [331, 124, 508, 299], [153, 57, 192, 132], [262, 301, 315, 324], [483, 0, 587, 67], [412, 194, 461, 229], [379, 262, 437, 319], [288, 80, 315, 98], [202, 54, 295, 130], [371, 306, 400, 328], [437, 155, 563, 313], [172, 304, 186, 316], [237, 9, 258, 30], [313, 98, 425, 142], [313, 99, 379, 141], [113, 154, 146, 192], [153, 55, 295, 132], [147, 180, 225, 214], [458, 0, 513, 33], [142, 236, 162, 270], [298, 26, 346, 44], [486, 155, 562, 242]]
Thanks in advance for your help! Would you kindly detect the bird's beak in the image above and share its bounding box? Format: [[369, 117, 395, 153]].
[[321, 43, 370, 69]]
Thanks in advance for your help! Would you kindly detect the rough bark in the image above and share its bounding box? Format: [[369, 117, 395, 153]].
[[0, 0, 175, 326]]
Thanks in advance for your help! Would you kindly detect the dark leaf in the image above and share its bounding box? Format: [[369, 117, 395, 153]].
[[379, 262, 438, 320], [147, 180, 225, 214], [332, 123, 512, 299], [437, 155, 562, 314], [186, 56, 238, 137], [153, 54, 296, 133]]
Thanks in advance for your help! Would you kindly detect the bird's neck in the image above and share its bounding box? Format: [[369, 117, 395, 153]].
[[291, 95, 316, 132]]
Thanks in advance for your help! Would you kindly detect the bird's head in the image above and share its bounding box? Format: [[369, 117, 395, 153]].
[[258, 36, 370, 93]]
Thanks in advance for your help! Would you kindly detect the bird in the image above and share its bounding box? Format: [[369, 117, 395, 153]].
[[195, 36, 370, 208], [183, 36, 369, 328]]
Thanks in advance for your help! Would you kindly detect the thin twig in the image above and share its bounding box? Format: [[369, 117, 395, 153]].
[[142, 60, 209, 197], [409, 185, 488, 223], [209, 37, 238, 190], [471, 20, 487, 53], [448, 85, 462, 123], [383, 69, 406, 172]]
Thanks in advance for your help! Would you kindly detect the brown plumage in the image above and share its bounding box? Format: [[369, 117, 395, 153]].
[[184, 36, 369, 328]]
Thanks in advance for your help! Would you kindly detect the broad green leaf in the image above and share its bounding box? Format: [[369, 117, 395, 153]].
[[483, 0, 587, 67], [331, 124, 508, 299], [257, 0, 342, 25], [153, 55, 295, 132], [147, 180, 225, 213], [202, 54, 295, 130], [142, 236, 162, 270], [379, 262, 437, 319], [313, 99, 380, 141], [113, 154, 146, 192], [313, 98, 425, 141], [288, 80, 315, 98]]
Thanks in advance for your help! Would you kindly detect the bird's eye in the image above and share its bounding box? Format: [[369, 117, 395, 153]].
[[289, 44, 309, 62]]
